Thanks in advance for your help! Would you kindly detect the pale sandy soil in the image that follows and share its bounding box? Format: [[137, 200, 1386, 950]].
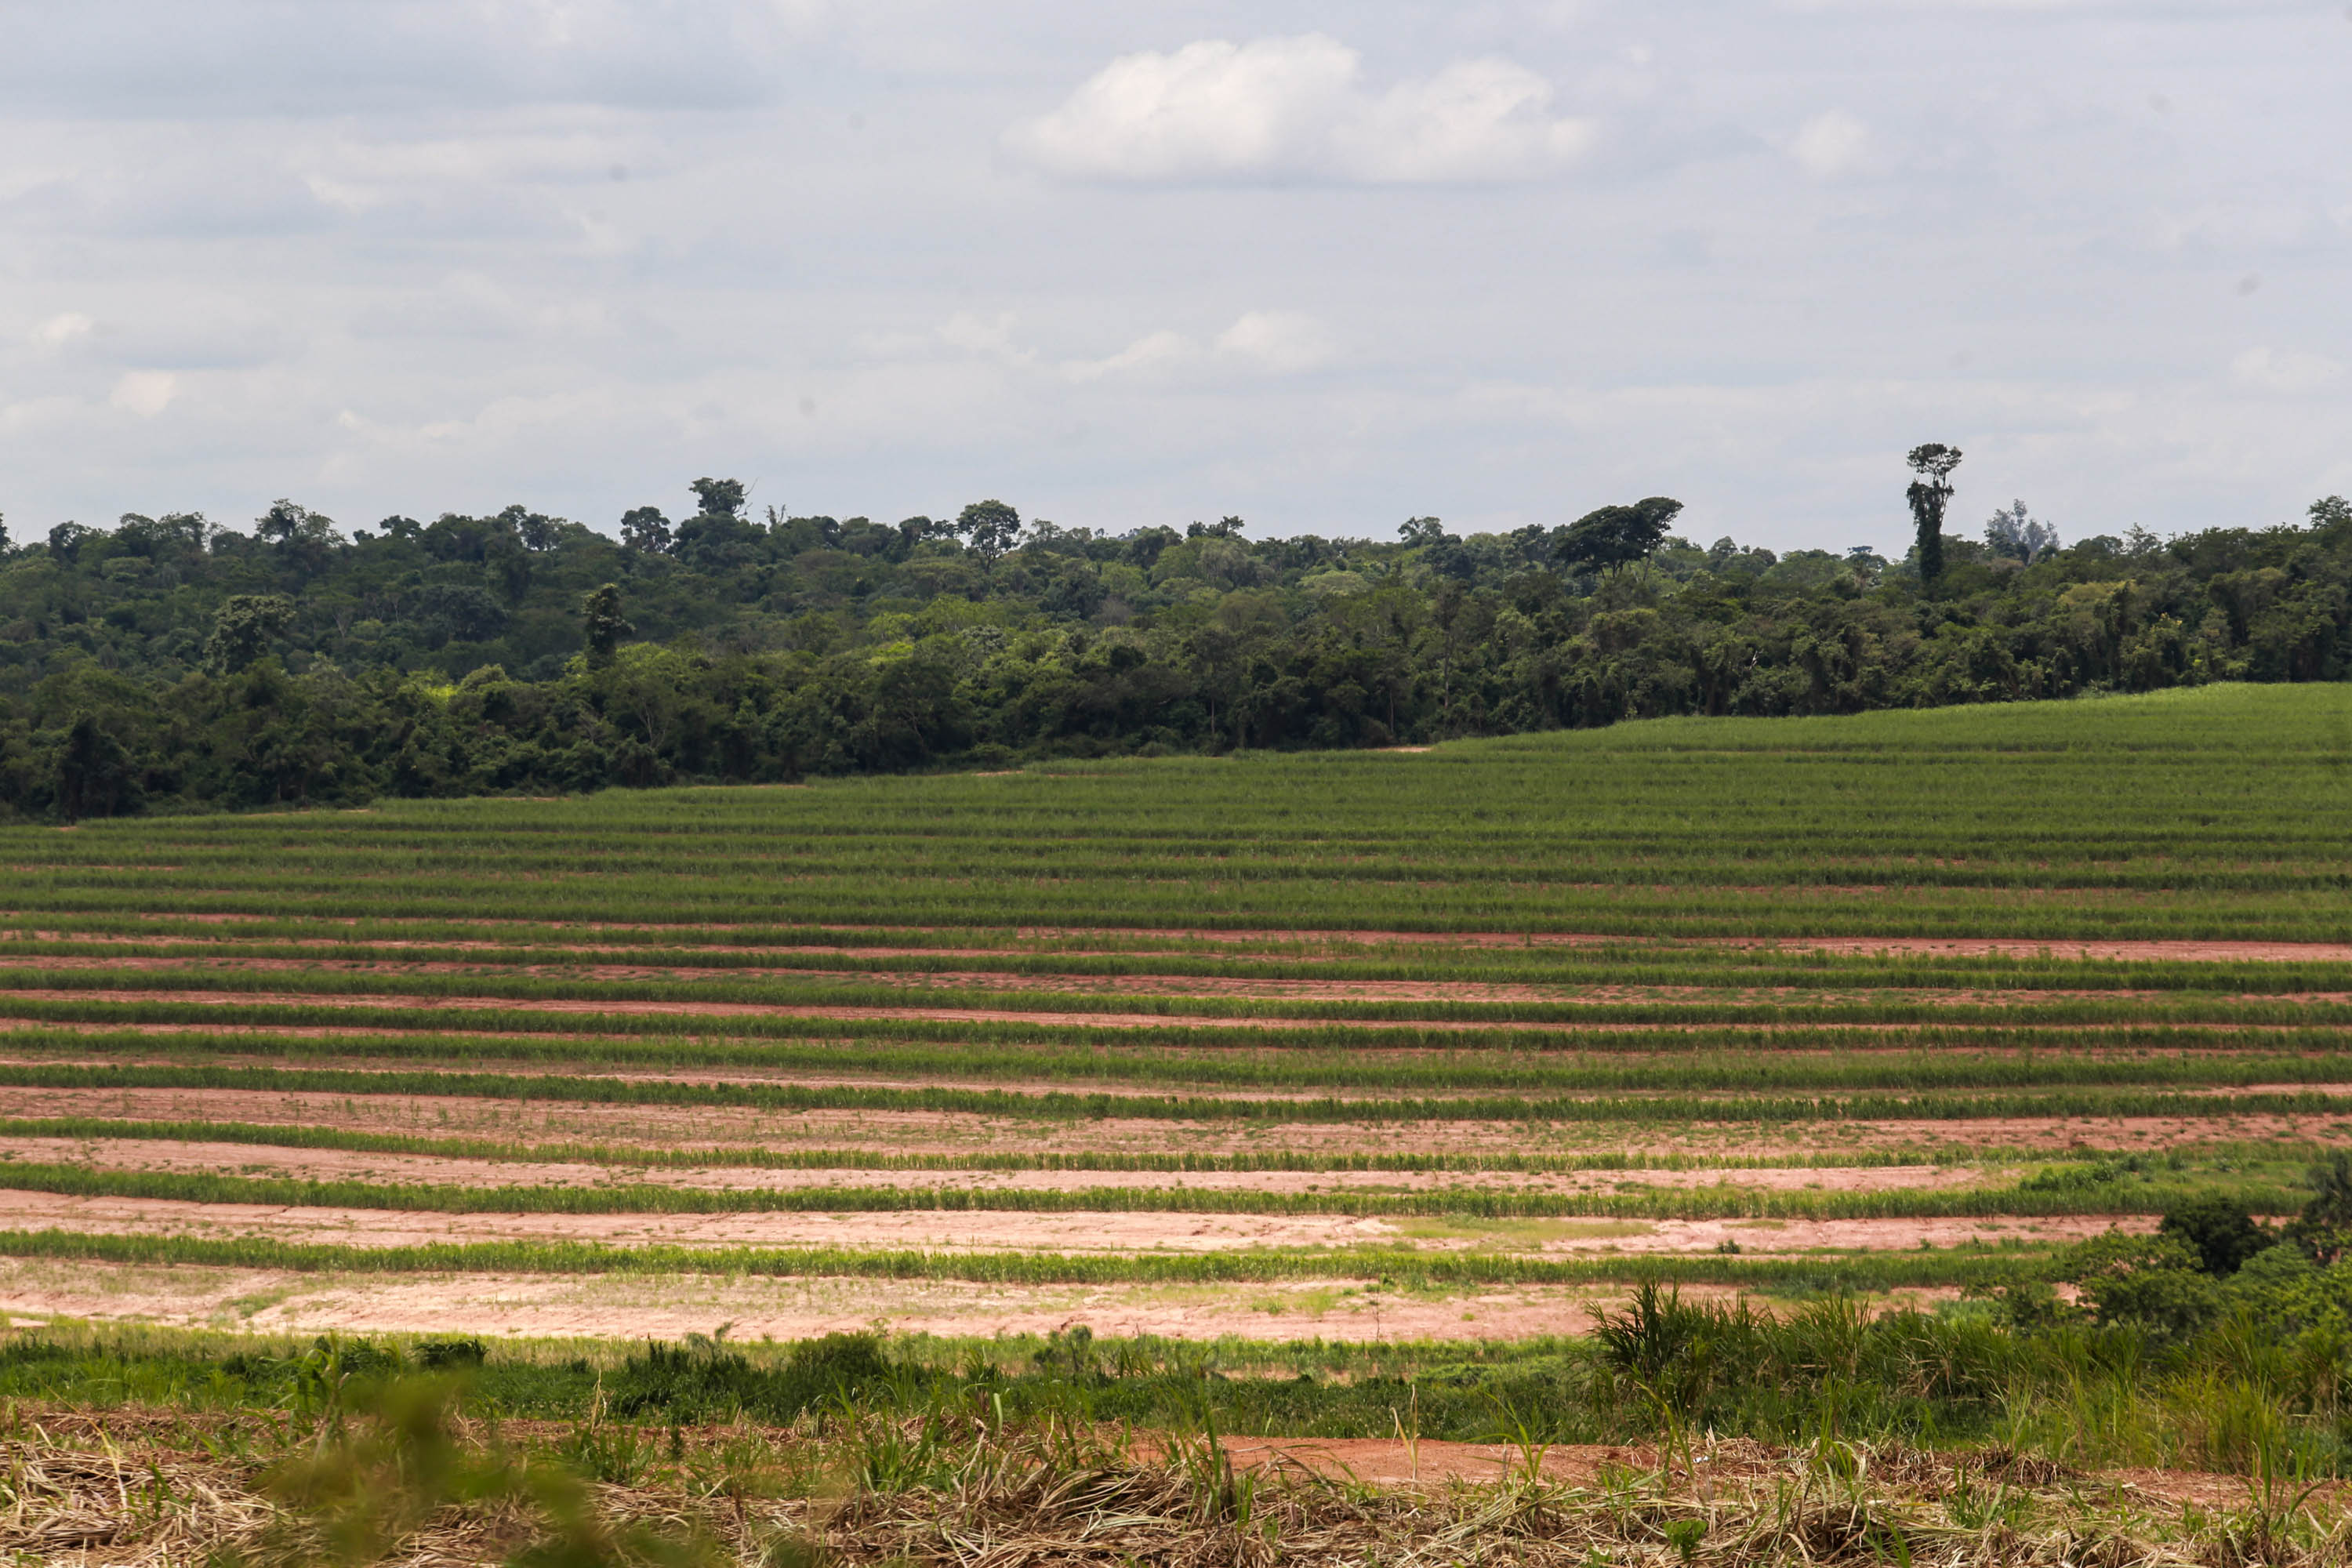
[[0, 1135, 1996, 1196], [5, 1084, 2344, 1159], [0, 1189, 2151, 1255], [0, 1257, 1960, 1344]]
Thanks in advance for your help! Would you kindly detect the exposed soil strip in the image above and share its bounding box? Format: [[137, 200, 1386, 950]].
[[0, 1189, 2151, 1257], [0, 1256, 1962, 1347], [0, 1136, 1993, 1197], [2, 1084, 2342, 1159]]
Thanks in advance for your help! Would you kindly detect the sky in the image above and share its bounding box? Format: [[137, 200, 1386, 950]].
[[1, 1, 2347, 556]]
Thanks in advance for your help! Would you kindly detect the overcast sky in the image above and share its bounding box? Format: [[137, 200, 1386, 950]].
[[2, 1, 2347, 554]]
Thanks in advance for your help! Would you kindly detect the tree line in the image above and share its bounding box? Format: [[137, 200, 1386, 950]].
[[0, 470, 2347, 818]]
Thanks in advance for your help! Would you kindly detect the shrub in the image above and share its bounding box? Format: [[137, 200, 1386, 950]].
[[2159, 1194, 2272, 1276]]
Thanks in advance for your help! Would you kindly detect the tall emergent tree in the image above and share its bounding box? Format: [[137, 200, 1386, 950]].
[[956, 499, 1023, 566], [1906, 444, 1963, 586], [580, 583, 633, 666], [1557, 496, 1685, 579]]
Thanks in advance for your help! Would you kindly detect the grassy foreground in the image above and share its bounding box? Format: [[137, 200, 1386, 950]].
[[4, 1312, 2351, 1566]]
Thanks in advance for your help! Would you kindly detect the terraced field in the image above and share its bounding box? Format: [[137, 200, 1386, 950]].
[[0, 682, 2347, 1345]]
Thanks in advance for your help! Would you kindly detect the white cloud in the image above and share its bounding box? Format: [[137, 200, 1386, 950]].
[[1062, 313, 1335, 382], [1789, 110, 1874, 178], [32, 312, 94, 347], [2230, 347, 2346, 395], [1214, 311, 1333, 373], [109, 370, 177, 417], [1010, 35, 1595, 184], [938, 312, 1033, 365], [1065, 329, 1196, 383]]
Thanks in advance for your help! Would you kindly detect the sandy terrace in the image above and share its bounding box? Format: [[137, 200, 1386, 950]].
[[0, 1256, 1962, 1345], [5, 1084, 2344, 1159], [0, 1136, 1998, 1197], [0, 1189, 2151, 1256]]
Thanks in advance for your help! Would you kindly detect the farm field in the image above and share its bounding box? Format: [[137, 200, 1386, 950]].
[[3, 683, 2352, 1560], [0, 682, 2342, 1345]]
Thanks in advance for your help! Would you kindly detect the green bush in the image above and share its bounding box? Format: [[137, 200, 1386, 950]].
[[2160, 1194, 2274, 1276]]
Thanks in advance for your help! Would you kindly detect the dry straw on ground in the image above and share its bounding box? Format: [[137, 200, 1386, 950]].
[[5, 1405, 2348, 1568]]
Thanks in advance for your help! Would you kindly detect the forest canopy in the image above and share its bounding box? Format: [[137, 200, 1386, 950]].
[[1, 484, 2347, 818]]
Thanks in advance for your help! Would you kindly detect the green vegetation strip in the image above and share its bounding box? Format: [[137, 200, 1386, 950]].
[[9, 1025, 2350, 1097], [11, 931, 2352, 995], [5, 1115, 2333, 1174], [0, 1157, 2290, 1221], [0, 1115, 2035, 1172], [0, 1228, 2056, 1289], [2, 1010, 2336, 1063], [5, 961, 2351, 1028], [2, 1059, 2347, 1124]]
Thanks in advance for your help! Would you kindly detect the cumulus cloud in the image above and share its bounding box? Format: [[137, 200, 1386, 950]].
[[2231, 347, 2346, 395], [1064, 313, 1335, 382], [1009, 35, 1595, 184], [1214, 311, 1333, 373], [32, 312, 93, 347], [109, 370, 177, 417], [1789, 111, 1874, 178]]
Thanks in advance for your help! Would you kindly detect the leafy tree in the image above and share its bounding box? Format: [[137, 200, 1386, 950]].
[[205, 593, 296, 673], [580, 583, 633, 667], [2064, 1232, 2223, 1343], [47, 521, 94, 564], [256, 499, 343, 579], [1398, 517, 1448, 548], [2288, 1151, 2352, 1265], [1905, 444, 1962, 586], [1984, 499, 2060, 564], [619, 507, 673, 554], [500, 504, 562, 552], [688, 477, 748, 521], [54, 713, 136, 823], [2158, 1193, 2272, 1276], [1557, 497, 1684, 578], [956, 499, 1022, 565]]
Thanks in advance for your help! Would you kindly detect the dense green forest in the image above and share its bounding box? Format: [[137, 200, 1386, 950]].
[[0, 480, 2346, 818]]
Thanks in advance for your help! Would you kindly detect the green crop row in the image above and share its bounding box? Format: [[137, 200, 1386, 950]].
[[4, 960, 2349, 1030], [0, 1011, 2332, 1065], [7, 1023, 2349, 1098], [0, 1114, 2139, 1172], [7, 1059, 2352, 1125], [0, 1156, 2297, 1221], [7, 931, 2350, 996]]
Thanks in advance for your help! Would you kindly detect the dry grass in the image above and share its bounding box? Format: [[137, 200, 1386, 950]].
[[4, 1403, 2349, 1568]]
